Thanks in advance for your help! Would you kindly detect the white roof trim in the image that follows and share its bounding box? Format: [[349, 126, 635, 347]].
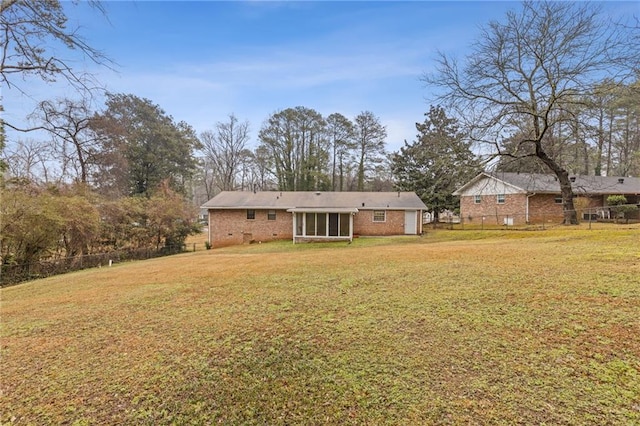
[[286, 207, 359, 213]]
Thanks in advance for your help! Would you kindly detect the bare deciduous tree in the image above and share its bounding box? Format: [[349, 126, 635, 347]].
[[32, 98, 100, 184], [424, 1, 640, 224], [2, 138, 53, 183], [353, 111, 387, 191], [258, 107, 328, 191], [200, 114, 251, 192], [326, 113, 355, 191]]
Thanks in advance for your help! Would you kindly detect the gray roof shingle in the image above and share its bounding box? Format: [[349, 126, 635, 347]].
[[202, 191, 427, 210], [456, 172, 640, 195]]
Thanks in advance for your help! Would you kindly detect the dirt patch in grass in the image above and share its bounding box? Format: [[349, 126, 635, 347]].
[[2, 229, 639, 424]]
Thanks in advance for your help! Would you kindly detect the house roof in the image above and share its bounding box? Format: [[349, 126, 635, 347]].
[[202, 191, 427, 210], [453, 172, 640, 196]]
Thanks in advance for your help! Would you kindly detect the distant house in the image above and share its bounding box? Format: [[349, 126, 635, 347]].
[[201, 191, 427, 248], [453, 172, 640, 225]]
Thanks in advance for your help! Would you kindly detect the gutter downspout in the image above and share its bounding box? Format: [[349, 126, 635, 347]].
[[526, 193, 536, 224], [208, 209, 212, 247]]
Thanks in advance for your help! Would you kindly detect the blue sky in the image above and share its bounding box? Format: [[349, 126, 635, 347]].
[[4, 1, 638, 153]]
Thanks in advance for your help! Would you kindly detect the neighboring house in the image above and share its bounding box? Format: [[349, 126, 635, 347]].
[[453, 172, 640, 225], [201, 191, 427, 248]]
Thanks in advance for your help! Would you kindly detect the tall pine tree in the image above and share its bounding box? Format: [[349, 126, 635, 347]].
[[392, 105, 480, 224]]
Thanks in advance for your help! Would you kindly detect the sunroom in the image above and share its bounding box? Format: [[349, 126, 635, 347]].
[[287, 208, 358, 243]]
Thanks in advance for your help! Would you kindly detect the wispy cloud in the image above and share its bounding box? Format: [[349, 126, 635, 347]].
[[174, 38, 429, 90], [3, 0, 514, 152]]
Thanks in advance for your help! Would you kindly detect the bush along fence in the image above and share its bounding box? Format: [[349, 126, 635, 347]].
[[0, 243, 209, 287]]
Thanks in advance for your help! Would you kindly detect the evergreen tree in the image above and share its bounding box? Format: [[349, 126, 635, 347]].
[[392, 106, 481, 223], [92, 93, 201, 197]]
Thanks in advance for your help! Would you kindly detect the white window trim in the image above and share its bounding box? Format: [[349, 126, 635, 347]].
[[373, 210, 386, 222], [497, 194, 506, 204]]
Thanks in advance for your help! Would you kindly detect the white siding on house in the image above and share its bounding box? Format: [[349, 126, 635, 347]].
[[458, 177, 525, 196]]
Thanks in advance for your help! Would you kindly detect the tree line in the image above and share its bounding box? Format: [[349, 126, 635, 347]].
[[3, 94, 395, 194], [493, 79, 640, 178], [202, 108, 390, 196]]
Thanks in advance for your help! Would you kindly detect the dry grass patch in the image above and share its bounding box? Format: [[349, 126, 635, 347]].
[[2, 228, 640, 424]]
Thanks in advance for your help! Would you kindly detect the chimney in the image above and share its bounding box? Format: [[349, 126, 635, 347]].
[[618, 178, 624, 184]]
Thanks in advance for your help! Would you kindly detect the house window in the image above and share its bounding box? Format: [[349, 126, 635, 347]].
[[474, 195, 482, 204], [497, 194, 506, 204], [246, 209, 255, 220], [373, 210, 386, 222], [554, 197, 563, 204], [267, 210, 276, 220]]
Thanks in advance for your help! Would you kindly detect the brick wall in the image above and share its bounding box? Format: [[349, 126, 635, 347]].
[[461, 193, 609, 225], [208, 208, 416, 247], [460, 193, 529, 225], [526, 194, 564, 223], [354, 210, 406, 235], [208, 209, 293, 248], [526, 194, 611, 223]]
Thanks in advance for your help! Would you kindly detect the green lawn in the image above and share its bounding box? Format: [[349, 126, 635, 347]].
[[2, 228, 639, 424]]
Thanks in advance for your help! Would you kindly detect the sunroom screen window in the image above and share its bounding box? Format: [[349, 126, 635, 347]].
[[305, 213, 316, 236], [317, 213, 327, 236], [296, 213, 304, 235], [339, 214, 350, 236], [329, 213, 339, 236]]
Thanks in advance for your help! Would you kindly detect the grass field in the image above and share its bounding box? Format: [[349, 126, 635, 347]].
[[2, 227, 639, 424]]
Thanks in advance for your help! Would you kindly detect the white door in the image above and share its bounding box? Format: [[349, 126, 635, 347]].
[[404, 211, 417, 234]]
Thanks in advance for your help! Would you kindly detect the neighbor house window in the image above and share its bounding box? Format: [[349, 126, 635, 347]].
[[373, 210, 386, 222], [246, 209, 255, 220], [554, 197, 563, 204], [497, 194, 506, 204], [474, 195, 482, 204], [267, 210, 276, 220]]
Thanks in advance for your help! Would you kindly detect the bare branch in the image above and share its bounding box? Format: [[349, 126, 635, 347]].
[[1, 0, 115, 131]]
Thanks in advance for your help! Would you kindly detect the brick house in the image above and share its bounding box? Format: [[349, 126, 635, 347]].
[[453, 172, 640, 225], [201, 191, 427, 248]]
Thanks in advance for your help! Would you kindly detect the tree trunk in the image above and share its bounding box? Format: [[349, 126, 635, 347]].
[[432, 210, 439, 229], [558, 172, 578, 225], [535, 144, 578, 225], [357, 152, 365, 191]]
